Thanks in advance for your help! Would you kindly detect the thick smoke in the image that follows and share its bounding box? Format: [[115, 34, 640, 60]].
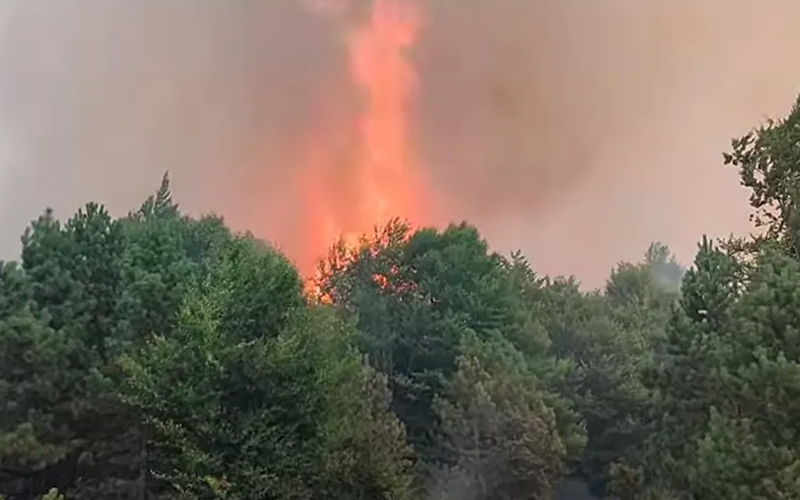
[[0, 0, 799, 286]]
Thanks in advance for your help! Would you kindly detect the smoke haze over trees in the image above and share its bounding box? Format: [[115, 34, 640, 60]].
[[5, 2, 800, 500], [5, 82, 800, 498], [2, 1, 800, 284]]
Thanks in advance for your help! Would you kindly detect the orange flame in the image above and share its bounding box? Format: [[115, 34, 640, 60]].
[[346, 0, 423, 227], [299, 0, 428, 278]]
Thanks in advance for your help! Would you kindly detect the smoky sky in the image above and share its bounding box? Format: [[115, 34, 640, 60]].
[[0, 0, 799, 287]]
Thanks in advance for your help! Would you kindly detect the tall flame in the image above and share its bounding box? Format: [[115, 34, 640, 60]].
[[299, 0, 427, 276], [346, 0, 423, 228]]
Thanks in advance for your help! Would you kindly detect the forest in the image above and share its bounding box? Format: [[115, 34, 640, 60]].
[[3, 96, 800, 500]]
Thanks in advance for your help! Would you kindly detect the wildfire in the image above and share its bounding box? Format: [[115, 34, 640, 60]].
[[299, 0, 427, 278]]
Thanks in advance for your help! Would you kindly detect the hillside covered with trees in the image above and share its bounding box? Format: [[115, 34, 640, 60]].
[[4, 97, 800, 500]]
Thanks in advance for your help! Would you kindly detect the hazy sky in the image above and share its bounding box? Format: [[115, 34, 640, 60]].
[[0, 0, 799, 287]]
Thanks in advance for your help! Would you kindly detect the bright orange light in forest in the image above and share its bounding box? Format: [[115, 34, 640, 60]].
[[346, 0, 423, 226], [299, 0, 427, 278]]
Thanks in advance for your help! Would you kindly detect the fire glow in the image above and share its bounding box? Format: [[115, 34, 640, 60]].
[[300, 0, 428, 277]]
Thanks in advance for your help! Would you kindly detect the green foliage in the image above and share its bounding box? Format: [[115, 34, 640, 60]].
[[535, 247, 676, 495], [640, 219, 800, 497], [120, 237, 411, 500], [314, 219, 584, 474], [0, 266, 69, 469], [197, 234, 304, 342], [433, 334, 567, 500], [724, 94, 800, 256], [1, 202, 141, 499]]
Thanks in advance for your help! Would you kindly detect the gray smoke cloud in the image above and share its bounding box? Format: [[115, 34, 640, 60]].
[[0, 0, 798, 286]]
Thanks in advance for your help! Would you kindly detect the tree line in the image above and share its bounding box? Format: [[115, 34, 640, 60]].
[[4, 96, 800, 500]]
